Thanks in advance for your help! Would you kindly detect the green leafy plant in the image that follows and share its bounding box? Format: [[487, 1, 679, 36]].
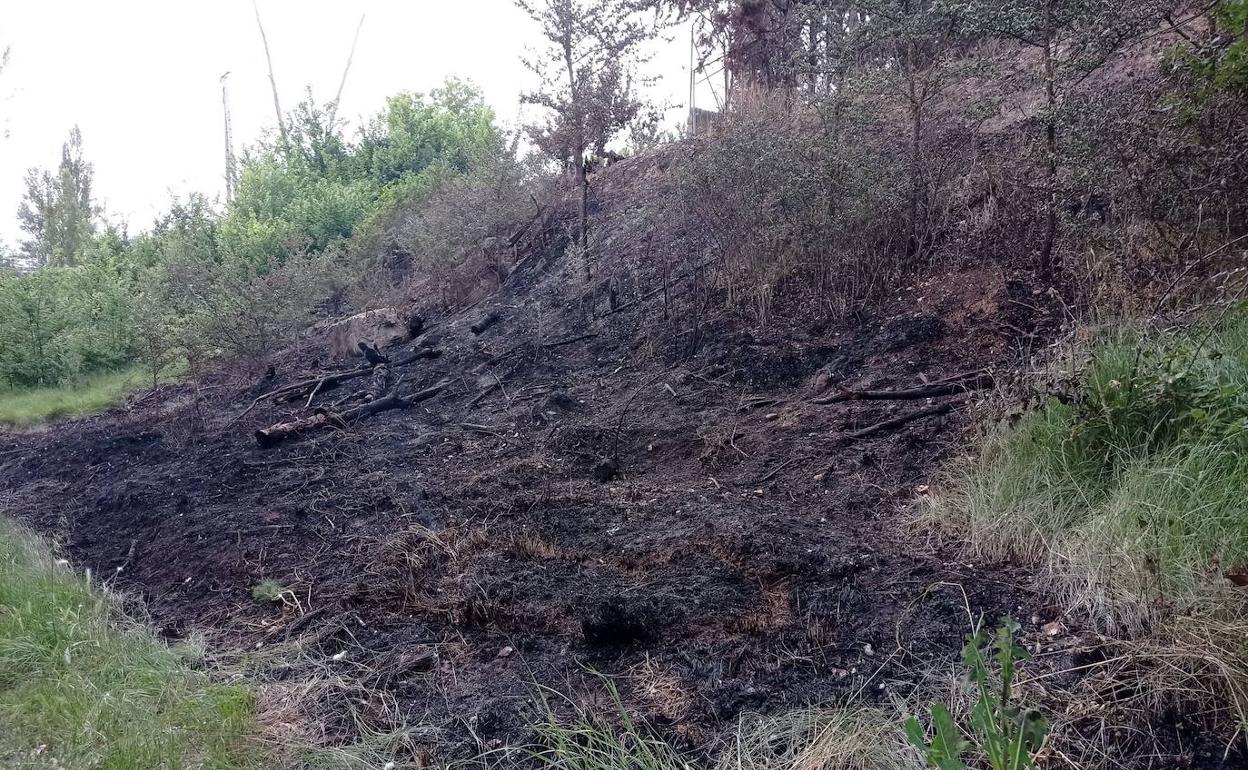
[[251, 578, 289, 603], [1169, 0, 1248, 95], [907, 618, 1047, 770]]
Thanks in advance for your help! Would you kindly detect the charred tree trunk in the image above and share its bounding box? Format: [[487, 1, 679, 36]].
[[1038, 1, 1059, 279], [470, 312, 501, 335], [561, 31, 591, 284]]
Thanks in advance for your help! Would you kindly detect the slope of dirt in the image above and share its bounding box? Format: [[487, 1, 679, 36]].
[[0, 160, 1059, 763]]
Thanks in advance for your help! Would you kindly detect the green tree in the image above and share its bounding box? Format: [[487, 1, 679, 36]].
[[17, 126, 98, 267], [517, 0, 658, 282], [0, 269, 64, 385], [359, 79, 503, 193], [219, 83, 502, 271]]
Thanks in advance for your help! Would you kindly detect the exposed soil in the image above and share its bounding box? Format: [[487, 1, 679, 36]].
[[0, 158, 1170, 765]]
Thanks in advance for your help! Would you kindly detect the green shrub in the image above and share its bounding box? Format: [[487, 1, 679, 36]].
[[0, 260, 136, 388]]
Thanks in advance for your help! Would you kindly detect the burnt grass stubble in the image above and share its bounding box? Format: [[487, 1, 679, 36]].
[[0, 173, 1194, 765]]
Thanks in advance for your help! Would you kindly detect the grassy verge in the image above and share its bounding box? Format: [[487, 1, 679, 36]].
[[933, 310, 1248, 629], [928, 307, 1248, 752], [0, 516, 270, 769], [0, 366, 159, 428]]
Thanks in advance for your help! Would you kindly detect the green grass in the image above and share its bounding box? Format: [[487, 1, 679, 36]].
[[934, 309, 1248, 632], [0, 366, 158, 428], [928, 309, 1248, 756], [0, 516, 270, 769], [527, 678, 689, 770]]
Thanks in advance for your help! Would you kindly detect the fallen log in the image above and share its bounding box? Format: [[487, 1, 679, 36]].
[[390, 346, 442, 367], [543, 332, 598, 348], [847, 395, 971, 439], [233, 346, 442, 422], [471, 312, 501, 335], [813, 372, 992, 405], [255, 378, 452, 447], [254, 413, 339, 448]]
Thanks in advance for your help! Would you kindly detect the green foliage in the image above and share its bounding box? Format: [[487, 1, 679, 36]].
[[935, 309, 1248, 630], [907, 619, 1048, 770], [222, 81, 503, 271], [17, 126, 97, 267], [1172, 0, 1248, 94], [362, 80, 502, 187], [0, 256, 136, 387], [0, 516, 269, 768], [0, 81, 507, 392]]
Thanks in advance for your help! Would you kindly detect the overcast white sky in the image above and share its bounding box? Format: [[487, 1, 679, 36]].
[[0, 1, 715, 247]]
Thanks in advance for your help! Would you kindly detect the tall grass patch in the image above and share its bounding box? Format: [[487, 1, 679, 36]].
[[0, 516, 266, 768], [930, 309, 1248, 756], [935, 310, 1248, 632], [0, 365, 161, 428]]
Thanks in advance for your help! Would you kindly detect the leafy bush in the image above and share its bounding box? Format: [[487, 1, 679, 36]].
[[0, 259, 135, 388], [675, 88, 909, 318]]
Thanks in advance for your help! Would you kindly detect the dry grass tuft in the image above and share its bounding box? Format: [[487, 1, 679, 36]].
[[717, 707, 920, 770], [628, 655, 692, 722], [241, 619, 433, 769], [507, 530, 563, 560]]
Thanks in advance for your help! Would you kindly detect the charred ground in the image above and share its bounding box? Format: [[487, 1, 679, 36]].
[[0, 157, 1066, 764]]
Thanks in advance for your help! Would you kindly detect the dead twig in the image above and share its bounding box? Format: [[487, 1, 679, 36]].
[[543, 332, 599, 348], [232, 347, 441, 422], [611, 371, 668, 463], [758, 456, 801, 483], [255, 378, 451, 447], [847, 395, 972, 439], [813, 372, 993, 405]]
